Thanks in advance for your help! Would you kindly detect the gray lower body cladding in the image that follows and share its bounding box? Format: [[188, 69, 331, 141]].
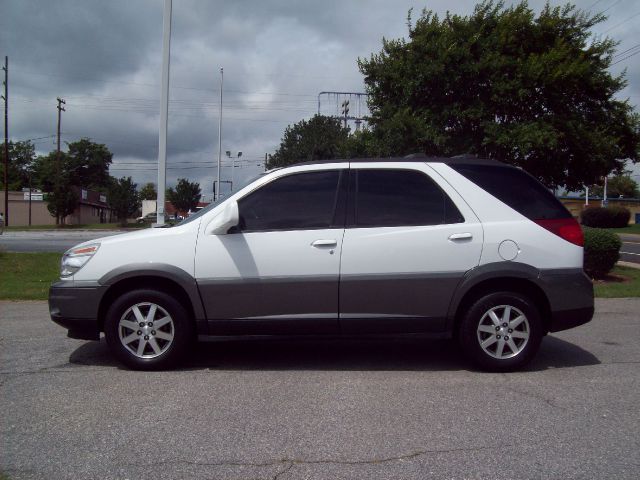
[[199, 272, 463, 335], [537, 269, 594, 332], [49, 266, 593, 341], [49, 281, 106, 340]]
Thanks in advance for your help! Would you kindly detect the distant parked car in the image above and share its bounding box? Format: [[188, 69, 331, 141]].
[[136, 212, 157, 223]]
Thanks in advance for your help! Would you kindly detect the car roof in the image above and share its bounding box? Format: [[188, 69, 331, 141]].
[[293, 154, 507, 168]]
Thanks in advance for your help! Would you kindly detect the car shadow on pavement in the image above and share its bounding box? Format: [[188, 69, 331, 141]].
[[69, 334, 600, 372]]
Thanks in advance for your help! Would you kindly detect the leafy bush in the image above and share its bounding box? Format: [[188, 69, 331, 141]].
[[583, 227, 621, 278], [609, 206, 631, 227], [581, 206, 631, 228]]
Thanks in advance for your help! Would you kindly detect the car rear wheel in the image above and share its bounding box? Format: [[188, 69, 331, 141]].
[[104, 289, 193, 370], [458, 291, 543, 372]]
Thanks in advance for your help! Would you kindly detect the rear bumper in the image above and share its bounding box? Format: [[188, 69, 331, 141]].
[[49, 281, 106, 340], [538, 269, 594, 333], [548, 306, 595, 333]]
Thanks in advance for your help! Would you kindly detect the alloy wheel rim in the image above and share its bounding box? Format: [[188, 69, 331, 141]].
[[476, 305, 530, 360], [118, 302, 174, 359]]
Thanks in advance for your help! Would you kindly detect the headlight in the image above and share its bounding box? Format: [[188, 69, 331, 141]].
[[61, 244, 100, 277]]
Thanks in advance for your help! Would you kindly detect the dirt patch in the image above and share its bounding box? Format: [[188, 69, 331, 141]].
[[593, 273, 631, 284]]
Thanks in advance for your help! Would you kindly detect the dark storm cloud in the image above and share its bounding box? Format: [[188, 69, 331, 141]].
[[2, 0, 160, 90], [3, 0, 639, 192]]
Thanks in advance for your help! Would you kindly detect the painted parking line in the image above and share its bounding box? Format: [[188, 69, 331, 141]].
[[621, 251, 640, 256]]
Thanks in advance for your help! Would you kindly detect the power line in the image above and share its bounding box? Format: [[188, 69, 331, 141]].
[[12, 68, 321, 98], [611, 49, 640, 66], [18, 134, 57, 142], [613, 42, 640, 58], [602, 11, 640, 33], [601, 0, 623, 15]]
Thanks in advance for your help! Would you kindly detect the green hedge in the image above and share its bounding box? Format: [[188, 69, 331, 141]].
[[583, 227, 621, 278], [581, 206, 631, 228]]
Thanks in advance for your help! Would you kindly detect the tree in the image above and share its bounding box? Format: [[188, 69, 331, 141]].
[[589, 175, 639, 198], [65, 138, 113, 190], [108, 177, 140, 226], [31, 151, 62, 192], [608, 176, 639, 198], [31, 138, 113, 192], [46, 187, 78, 225], [167, 178, 201, 214], [267, 115, 352, 168], [358, 1, 640, 189], [139, 182, 157, 200], [33, 151, 76, 224], [0, 140, 36, 190]]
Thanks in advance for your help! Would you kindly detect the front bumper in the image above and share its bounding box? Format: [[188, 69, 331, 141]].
[[49, 281, 106, 340], [538, 269, 594, 333]]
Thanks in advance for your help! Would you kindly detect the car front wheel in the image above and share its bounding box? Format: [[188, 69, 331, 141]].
[[104, 289, 193, 370], [458, 291, 543, 372]]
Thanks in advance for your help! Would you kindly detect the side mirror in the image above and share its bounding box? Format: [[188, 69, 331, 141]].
[[208, 201, 239, 235]]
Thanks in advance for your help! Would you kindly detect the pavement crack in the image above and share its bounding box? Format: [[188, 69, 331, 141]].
[[137, 443, 510, 473], [272, 461, 294, 480]]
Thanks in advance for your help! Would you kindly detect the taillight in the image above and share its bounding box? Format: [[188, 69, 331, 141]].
[[534, 218, 584, 246]]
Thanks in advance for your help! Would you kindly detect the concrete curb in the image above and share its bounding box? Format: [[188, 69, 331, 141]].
[[617, 261, 640, 270], [618, 233, 640, 242]]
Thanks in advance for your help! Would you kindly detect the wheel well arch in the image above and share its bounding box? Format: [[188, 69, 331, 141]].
[[97, 276, 196, 332], [452, 277, 551, 335]]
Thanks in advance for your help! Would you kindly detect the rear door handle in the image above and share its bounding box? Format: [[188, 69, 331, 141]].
[[311, 239, 337, 247], [448, 233, 473, 241]]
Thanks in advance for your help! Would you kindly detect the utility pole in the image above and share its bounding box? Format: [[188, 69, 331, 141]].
[[216, 67, 223, 201], [56, 97, 65, 225], [56, 97, 65, 175], [226, 151, 241, 192], [2, 56, 8, 226]]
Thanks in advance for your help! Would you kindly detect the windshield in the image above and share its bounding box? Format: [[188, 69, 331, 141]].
[[176, 172, 266, 226]]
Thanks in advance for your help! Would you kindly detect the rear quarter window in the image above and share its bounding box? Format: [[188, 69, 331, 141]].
[[450, 164, 571, 220]]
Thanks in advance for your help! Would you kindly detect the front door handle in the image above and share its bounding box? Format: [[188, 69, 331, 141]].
[[311, 239, 337, 248], [448, 233, 473, 241]]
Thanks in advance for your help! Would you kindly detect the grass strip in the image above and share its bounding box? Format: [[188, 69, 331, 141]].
[[0, 252, 62, 300], [593, 265, 640, 298], [1, 252, 638, 301], [606, 224, 640, 235]]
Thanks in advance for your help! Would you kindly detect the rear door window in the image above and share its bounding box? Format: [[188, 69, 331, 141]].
[[349, 169, 464, 227]]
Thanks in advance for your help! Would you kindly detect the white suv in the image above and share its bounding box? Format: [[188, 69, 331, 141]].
[[49, 157, 593, 371]]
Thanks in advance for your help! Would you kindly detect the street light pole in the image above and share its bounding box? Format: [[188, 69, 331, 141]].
[[156, 0, 172, 226]]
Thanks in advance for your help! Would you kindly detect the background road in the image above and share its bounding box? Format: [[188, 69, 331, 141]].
[[1, 299, 639, 479], [0, 230, 126, 253], [620, 234, 640, 264]]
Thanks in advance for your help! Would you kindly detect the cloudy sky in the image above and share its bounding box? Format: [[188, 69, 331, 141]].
[[3, 0, 639, 200]]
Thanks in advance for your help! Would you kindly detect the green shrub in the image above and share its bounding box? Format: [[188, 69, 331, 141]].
[[583, 227, 621, 278], [609, 206, 631, 227], [581, 206, 631, 228]]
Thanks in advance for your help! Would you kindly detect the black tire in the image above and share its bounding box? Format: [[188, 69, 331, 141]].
[[104, 289, 194, 370], [458, 291, 543, 372]]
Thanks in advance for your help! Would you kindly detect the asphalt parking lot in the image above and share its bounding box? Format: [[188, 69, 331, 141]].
[[1, 299, 639, 480]]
